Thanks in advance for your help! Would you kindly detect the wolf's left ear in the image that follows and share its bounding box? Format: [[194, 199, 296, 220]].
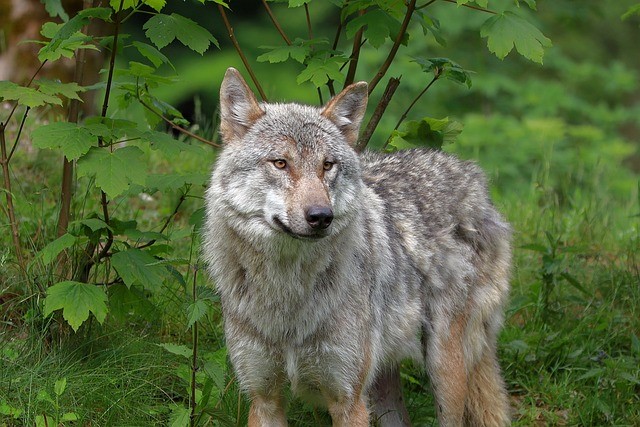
[[219, 67, 265, 143], [321, 82, 368, 146]]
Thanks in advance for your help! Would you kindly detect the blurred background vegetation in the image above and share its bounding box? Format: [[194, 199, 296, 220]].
[[1, 0, 639, 425]]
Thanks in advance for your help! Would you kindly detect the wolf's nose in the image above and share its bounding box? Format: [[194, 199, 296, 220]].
[[305, 206, 334, 229]]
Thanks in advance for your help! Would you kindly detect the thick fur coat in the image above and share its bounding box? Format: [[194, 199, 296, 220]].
[[202, 68, 511, 426]]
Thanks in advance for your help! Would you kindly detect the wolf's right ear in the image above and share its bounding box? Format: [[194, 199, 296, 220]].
[[219, 67, 265, 143], [321, 82, 368, 147]]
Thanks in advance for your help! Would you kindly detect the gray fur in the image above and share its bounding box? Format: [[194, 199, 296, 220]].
[[202, 68, 511, 426]]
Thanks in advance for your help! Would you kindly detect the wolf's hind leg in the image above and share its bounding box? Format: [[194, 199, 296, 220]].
[[463, 337, 510, 426], [425, 313, 469, 427]]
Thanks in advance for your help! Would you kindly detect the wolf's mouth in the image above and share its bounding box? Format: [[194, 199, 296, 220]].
[[272, 216, 327, 240]]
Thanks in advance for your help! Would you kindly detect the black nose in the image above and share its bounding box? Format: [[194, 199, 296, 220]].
[[305, 206, 334, 229]]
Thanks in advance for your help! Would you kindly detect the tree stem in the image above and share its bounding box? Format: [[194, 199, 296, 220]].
[[368, 0, 417, 94], [218, 4, 267, 101]]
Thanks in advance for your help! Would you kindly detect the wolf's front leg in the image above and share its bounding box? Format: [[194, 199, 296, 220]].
[[248, 393, 288, 427]]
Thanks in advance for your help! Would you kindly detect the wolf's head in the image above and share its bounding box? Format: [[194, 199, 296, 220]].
[[210, 67, 368, 241]]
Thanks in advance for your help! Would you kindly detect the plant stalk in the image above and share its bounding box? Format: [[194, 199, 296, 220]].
[[357, 77, 401, 152], [0, 124, 25, 271], [218, 4, 267, 101]]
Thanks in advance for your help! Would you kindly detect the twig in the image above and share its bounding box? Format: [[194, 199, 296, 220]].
[[136, 192, 188, 249], [7, 107, 29, 163], [57, 29, 89, 238], [0, 124, 25, 271], [382, 74, 439, 150], [417, 0, 438, 10], [137, 97, 220, 148], [344, 9, 365, 89], [356, 77, 401, 152], [442, 0, 496, 14], [261, 0, 291, 45], [368, 0, 417, 94], [218, 4, 267, 101]]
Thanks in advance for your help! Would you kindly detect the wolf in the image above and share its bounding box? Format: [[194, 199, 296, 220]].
[[202, 67, 512, 426]]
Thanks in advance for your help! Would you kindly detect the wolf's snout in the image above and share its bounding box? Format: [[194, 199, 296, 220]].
[[305, 206, 334, 230]]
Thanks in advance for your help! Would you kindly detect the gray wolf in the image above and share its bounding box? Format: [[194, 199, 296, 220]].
[[202, 67, 511, 426]]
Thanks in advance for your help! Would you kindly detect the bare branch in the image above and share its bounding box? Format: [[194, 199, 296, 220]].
[[356, 76, 401, 152], [262, 0, 292, 45], [218, 4, 268, 101], [368, 0, 417, 94]]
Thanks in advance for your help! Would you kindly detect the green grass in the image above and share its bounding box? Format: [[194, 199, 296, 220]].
[[1, 110, 639, 426]]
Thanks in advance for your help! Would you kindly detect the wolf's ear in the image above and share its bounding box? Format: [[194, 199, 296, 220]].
[[321, 82, 368, 146], [219, 67, 265, 143]]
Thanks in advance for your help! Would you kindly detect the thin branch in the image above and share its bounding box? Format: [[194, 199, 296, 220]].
[[261, 0, 291, 45], [442, 0, 496, 14], [0, 124, 25, 271], [137, 97, 220, 148], [417, 0, 438, 10], [136, 191, 188, 250], [368, 0, 417, 94], [382, 74, 440, 150], [344, 9, 365, 88], [7, 107, 30, 163], [356, 76, 401, 152], [218, 4, 267, 101]]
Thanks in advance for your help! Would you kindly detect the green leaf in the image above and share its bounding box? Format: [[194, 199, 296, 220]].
[[36, 233, 77, 266], [297, 56, 345, 88], [32, 122, 97, 160], [144, 0, 166, 12], [43, 281, 108, 332], [0, 81, 62, 108], [108, 284, 157, 321], [54, 378, 67, 396], [457, 0, 488, 6], [169, 405, 191, 427], [622, 4, 640, 21], [388, 117, 463, 151], [146, 173, 207, 192], [110, 0, 139, 10], [413, 57, 473, 88], [186, 299, 209, 330], [38, 8, 110, 61], [288, 0, 310, 6], [158, 343, 192, 359], [143, 13, 218, 54], [37, 79, 85, 101], [43, 0, 69, 21], [132, 41, 173, 68], [77, 146, 147, 198], [258, 42, 309, 64], [111, 248, 166, 292], [480, 12, 552, 64], [78, 218, 112, 232], [60, 413, 79, 422], [346, 9, 400, 49], [0, 401, 22, 418]]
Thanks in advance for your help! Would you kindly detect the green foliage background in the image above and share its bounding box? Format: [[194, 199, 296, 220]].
[[1, 0, 639, 425]]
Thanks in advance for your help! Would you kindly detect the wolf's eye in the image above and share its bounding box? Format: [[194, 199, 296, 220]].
[[273, 159, 287, 169], [323, 161, 334, 171]]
